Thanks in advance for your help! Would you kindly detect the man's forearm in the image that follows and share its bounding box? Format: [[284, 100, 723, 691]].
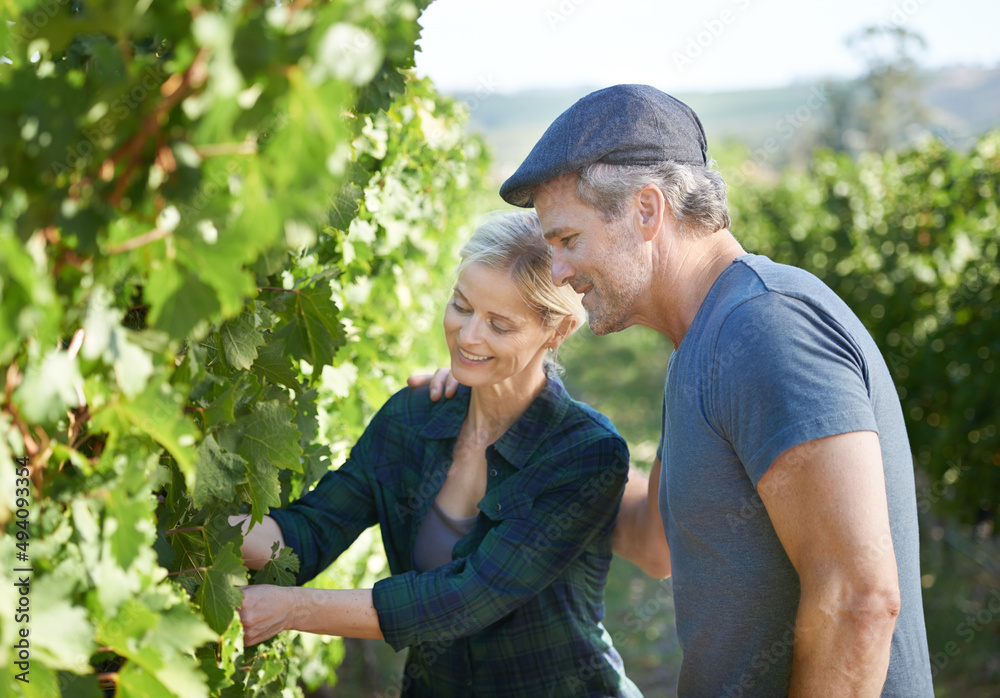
[[612, 459, 670, 578], [789, 585, 899, 696]]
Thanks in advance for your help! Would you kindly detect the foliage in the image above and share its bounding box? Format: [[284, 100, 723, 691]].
[[0, 1, 490, 695], [725, 132, 1000, 525]]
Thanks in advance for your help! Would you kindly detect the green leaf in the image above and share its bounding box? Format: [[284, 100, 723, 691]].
[[32, 576, 96, 673], [251, 338, 300, 390], [238, 400, 302, 473], [204, 384, 237, 426], [106, 492, 154, 568], [196, 543, 247, 634], [219, 312, 265, 370], [194, 434, 248, 508], [146, 261, 222, 340], [272, 284, 345, 370], [240, 457, 282, 525], [13, 349, 82, 425], [105, 380, 199, 486], [251, 543, 300, 587]]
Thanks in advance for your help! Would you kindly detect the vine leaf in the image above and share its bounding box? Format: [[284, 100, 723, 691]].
[[240, 457, 282, 525], [194, 435, 248, 508], [196, 543, 247, 635], [272, 283, 345, 370], [251, 544, 300, 587], [251, 338, 300, 390], [238, 400, 302, 473], [146, 261, 223, 340], [219, 313, 265, 371]]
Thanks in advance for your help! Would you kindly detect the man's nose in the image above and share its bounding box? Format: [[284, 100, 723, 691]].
[[551, 251, 574, 287]]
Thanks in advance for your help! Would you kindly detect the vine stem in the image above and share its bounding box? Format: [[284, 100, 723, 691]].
[[105, 227, 171, 255], [165, 526, 204, 535], [166, 566, 208, 577]]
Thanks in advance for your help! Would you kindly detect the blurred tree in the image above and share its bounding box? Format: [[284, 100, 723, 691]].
[[819, 25, 930, 154]]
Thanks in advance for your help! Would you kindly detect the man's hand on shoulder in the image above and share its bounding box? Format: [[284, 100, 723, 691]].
[[407, 367, 459, 401]]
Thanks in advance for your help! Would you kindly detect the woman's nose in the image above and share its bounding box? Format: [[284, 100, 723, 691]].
[[460, 315, 484, 344]]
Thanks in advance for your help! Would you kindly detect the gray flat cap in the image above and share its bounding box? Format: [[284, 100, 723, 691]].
[[500, 84, 707, 207]]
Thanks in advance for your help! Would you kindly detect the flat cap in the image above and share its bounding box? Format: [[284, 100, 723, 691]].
[[500, 84, 707, 207]]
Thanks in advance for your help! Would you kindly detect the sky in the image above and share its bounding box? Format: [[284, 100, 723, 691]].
[[414, 0, 1000, 95]]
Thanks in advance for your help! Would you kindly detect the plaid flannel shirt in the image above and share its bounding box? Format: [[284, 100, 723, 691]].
[[269, 374, 643, 697]]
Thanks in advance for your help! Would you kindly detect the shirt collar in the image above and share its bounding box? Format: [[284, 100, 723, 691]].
[[418, 372, 572, 469]]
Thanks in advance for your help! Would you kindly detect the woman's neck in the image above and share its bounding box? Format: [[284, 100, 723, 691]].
[[465, 365, 548, 448]]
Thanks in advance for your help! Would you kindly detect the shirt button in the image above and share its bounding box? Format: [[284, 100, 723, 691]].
[[495, 503, 502, 513], [489, 468, 498, 478]]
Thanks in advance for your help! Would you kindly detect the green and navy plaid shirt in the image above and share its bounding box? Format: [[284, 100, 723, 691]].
[[269, 374, 643, 697]]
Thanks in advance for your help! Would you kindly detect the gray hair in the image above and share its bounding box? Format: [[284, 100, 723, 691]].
[[575, 160, 730, 237], [456, 210, 585, 367]]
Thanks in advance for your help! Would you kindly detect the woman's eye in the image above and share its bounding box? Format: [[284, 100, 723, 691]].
[[451, 300, 470, 313], [490, 322, 509, 335]]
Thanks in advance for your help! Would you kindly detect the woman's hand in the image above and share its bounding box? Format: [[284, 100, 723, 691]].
[[407, 367, 459, 400], [238, 584, 298, 646]]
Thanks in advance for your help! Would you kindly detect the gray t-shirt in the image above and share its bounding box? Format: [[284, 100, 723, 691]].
[[657, 254, 933, 696]]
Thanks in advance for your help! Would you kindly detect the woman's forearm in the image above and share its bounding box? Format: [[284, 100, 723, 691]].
[[291, 588, 383, 640], [239, 585, 383, 645], [229, 514, 286, 570]]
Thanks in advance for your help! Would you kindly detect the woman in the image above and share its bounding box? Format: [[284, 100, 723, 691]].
[[235, 210, 642, 697]]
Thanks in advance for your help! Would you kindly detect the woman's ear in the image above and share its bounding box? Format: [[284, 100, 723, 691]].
[[549, 315, 579, 349]]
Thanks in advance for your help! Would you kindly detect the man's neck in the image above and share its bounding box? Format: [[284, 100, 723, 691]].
[[637, 227, 746, 347]]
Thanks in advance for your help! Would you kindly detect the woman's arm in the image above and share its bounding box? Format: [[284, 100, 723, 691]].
[[239, 585, 383, 646], [611, 458, 671, 578], [229, 514, 285, 570]]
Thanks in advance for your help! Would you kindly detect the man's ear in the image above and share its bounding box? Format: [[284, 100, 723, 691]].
[[635, 183, 666, 242], [549, 315, 579, 349]]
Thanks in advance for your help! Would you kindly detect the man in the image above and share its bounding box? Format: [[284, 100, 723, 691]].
[[419, 84, 933, 696]]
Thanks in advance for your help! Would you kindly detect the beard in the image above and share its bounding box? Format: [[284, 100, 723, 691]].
[[581, 220, 649, 336]]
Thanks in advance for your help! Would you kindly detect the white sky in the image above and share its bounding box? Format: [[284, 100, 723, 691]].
[[415, 0, 1000, 94]]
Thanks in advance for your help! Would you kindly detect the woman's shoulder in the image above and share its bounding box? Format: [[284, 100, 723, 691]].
[[373, 383, 468, 428], [545, 377, 627, 452]]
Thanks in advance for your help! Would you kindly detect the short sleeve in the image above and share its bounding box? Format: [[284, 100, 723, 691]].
[[711, 292, 879, 486]]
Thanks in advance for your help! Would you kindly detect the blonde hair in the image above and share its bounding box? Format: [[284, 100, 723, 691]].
[[457, 210, 585, 365]]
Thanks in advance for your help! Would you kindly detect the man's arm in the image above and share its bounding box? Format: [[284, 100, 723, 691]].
[[757, 431, 900, 697], [612, 458, 670, 578]]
